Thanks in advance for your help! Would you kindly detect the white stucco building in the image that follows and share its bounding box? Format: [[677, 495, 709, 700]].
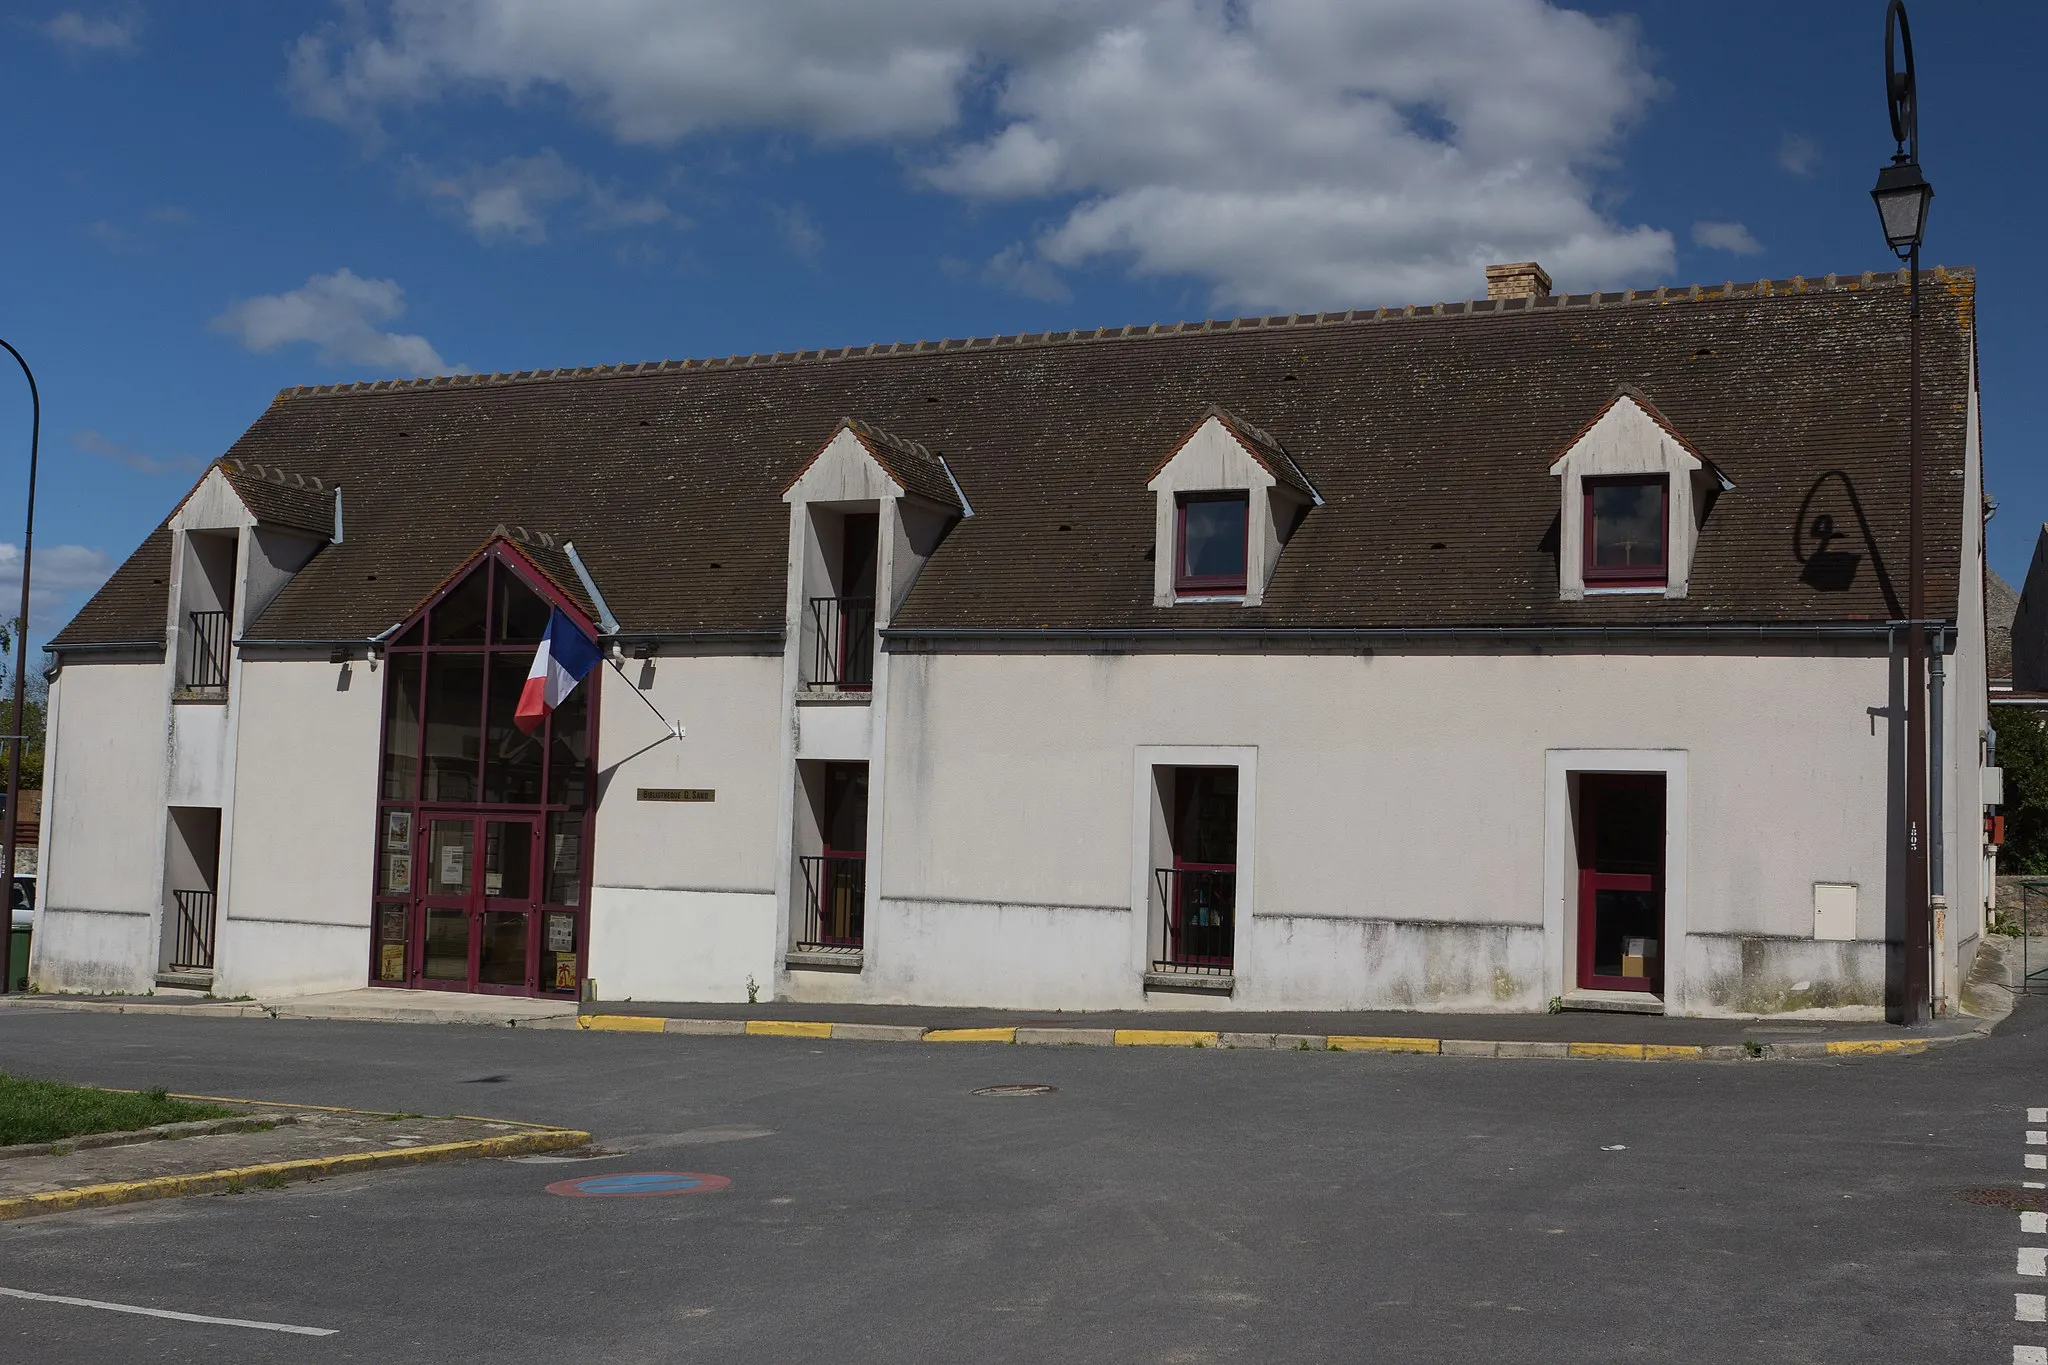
[[32, 264, 1992, 1021]]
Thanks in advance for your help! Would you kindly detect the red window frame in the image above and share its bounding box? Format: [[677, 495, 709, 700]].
[[1582, 475, 1669, 586], [1174, 492, 1250, 596]]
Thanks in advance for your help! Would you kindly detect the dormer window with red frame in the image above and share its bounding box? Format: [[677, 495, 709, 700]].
[[1583, 476, 1668, 587], [1175, 492, 1249, 597]]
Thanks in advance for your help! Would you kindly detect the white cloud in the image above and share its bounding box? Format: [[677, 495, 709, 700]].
[[1691, 220, 1764, 255], [41, 10, 139, 54], [211, 269, 460, 376], [411, 150, 672, 244], [1779, 133, 1819, 177], [70, 429, 205, 478], [0, 543, 117, 637], [982, 242, 1069, 302], [773, 203, 824, 265], [288, 0, 1676, 311]]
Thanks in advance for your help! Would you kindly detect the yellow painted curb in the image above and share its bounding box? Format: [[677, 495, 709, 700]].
[[1826, 1039, 1926, 1056], [925, 1027, 1017, 1043], [1326, 1035, 1441, 1054], [579, 1014, 667, 1033], [1113, 1029, 1220, 1047], [1643, 1045, 1705, 1060], [1568, 1042, 1645, 1060], [745, 1020, 834, 1039], [0, 1127, 591, 1222]]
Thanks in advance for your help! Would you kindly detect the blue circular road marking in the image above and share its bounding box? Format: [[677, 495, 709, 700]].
[[546, 1171, 732, 1198]]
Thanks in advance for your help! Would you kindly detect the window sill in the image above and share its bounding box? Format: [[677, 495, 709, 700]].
[[1172, 594, 1246, 606], [795, 688, 871, 706], [1144, 964, 1234, 994], [786, 946, 863, 971], [1582, 585, 1666, 597]]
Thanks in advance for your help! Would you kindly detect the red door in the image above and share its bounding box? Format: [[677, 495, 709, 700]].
[[412, 813, 541, 993], [1576, 774, 1666, 994]]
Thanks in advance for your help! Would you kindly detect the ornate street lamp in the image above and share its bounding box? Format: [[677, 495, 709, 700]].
[[0, 340, 38, 997], [1872, 0, 1934, 1025]]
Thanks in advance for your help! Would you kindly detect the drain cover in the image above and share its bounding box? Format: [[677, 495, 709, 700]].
[[971, 1084, 1057, 1097], [1959, 1188, 2048, 1211]]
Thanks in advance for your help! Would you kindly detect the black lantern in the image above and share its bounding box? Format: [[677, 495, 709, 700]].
[[1871, 159, 1932, 254], [1870, 0, 1932, 256]]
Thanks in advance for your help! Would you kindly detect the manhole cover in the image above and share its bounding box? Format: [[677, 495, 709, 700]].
[[971, 1084, 1058, 1097], [1958, 1188, 2048, 1211], [546, 1172, 732, 1198]]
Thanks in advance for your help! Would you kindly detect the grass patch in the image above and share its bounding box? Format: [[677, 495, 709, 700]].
[[0, 1074, 236, 1146]]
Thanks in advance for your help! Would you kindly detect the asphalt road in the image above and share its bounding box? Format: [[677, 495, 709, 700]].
[[1, 998, 2043, 1363]]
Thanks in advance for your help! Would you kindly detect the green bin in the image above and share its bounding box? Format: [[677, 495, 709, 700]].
[[8, 923, 27, 993]]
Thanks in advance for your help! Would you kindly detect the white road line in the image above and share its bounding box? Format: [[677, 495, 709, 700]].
[[2017, 1346, 2048, 1365], [2022, 1249, 2048, 1278], [2032, 1109, 2048, 1124], [2031, 1182, 2048, 1191], [2028, 1155, 2047, 1171], [0, 1287, 336, 1336], [2028, 1213, 2048, 1236], [2020, 1293, 2047, 1323], [2031, 1132, 2048, 1147]]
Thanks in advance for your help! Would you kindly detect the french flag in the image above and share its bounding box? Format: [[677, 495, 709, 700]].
[[514, 609, 602, 735]]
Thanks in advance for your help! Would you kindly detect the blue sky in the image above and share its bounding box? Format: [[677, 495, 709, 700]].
[[0, 0, 2039, 643]]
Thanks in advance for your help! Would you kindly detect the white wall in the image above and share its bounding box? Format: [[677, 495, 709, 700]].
[[865, 646, 1898, 1015], [588, 651, 784, 1001], [213, 654, 383, 996], [32, 663, 167, 994]]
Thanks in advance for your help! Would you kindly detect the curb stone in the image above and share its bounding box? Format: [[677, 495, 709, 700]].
[[0, 1125, 590, 1222], [575, 1016, 1963, 1061]]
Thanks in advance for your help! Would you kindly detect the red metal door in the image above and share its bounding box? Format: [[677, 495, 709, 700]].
[[1576, 774, 1666, 994]]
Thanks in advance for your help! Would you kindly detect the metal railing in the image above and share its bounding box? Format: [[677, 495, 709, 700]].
[[170, 888, 217, 971], [184, 609, 231, 693], [805, 597, 875, 690], [1154, 864, 1236, 969], [796, 852, 866, 950]]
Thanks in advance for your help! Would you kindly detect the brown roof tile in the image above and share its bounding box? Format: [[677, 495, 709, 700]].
[[51, 268, 1975, 649]]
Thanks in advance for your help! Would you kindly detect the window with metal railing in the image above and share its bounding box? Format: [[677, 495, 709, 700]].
[[183, 610, 232, 695], [1154, 864, 1236, 970], [170, 888, 217, 971], [805, 596, 875, 690], [796, 851, 865, 951]]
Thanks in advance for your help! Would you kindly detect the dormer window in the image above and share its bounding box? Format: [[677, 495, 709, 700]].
[[1583, 476, 1668, 587], [1176, 492, 1249, 596]]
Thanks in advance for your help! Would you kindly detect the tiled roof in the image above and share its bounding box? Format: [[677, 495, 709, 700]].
[[51, 268, 1975, 649], [220, 459, 336, 539], [795, 417, 968, 514]]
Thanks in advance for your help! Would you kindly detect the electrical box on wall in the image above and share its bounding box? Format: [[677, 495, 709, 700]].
[[1813, 882, 1857, 942], [1983, 767, 2005, 807]]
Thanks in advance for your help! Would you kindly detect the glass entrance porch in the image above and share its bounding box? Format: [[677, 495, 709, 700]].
[[372, 548, 596, 998]]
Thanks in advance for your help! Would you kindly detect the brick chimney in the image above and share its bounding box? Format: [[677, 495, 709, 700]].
[[1485, 261, 1552, 301]]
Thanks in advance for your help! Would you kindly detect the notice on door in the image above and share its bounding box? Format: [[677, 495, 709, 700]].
[[379, 943, 405, 982], [440, 844, 465, 887]]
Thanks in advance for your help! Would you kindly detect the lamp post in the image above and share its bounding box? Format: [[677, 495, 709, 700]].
[[1871, 0, 1934, 1025], [0, 340, 38, 997]]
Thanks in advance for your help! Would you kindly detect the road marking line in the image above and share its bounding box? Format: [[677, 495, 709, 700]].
[[2019, 1293, 2047, 1323], [2029, 1182, 2047, 1190], [924, 1028, 1016, 1044], [2028, 1155, 2047, 1171], [579, 1015, 666, 1033], [2026, 1213, 2048, 1236], [0, 1286, 335, 1336], [2016, 1346, 2047, 1364], [744, 1020, 833, 1039], [2031, 1109, 2048, 1124], [2020, 1248, 2047, 1277], [2031, 1132, 2048, 1146], [1113, 1030, 1220, 1048], [1326, 1035, 1441, 1054]]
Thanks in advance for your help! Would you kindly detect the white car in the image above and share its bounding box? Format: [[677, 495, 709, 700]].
[[8, 875, 31, 928]]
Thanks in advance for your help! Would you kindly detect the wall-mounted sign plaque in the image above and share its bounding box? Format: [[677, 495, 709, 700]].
[[637, 788, 714, 802]]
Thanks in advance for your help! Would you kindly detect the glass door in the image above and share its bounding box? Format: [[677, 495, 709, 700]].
[[1576, 775, 1666, 994], [418, 816, 477, 988], [476, 818, 540, 994]]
